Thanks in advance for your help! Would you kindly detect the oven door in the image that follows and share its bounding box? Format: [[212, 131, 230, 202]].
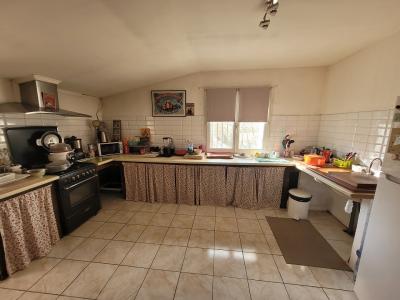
[[59, 175, 101, 234]]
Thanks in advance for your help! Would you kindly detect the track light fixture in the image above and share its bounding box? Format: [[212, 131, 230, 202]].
[[259, 0, 279, 30]]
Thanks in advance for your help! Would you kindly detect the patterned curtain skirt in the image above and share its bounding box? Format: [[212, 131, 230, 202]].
[[123, 163, 285, 209], [0, 185, 60, 274]]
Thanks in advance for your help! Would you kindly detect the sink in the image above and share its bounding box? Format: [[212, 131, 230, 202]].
[[255, 158, 289, 163]]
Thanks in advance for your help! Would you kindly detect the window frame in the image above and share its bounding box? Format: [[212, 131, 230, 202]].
[[207, 121, 268, 153], [206, 88, 269, 153]]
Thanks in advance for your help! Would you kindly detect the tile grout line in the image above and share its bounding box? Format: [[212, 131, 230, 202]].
[[132, 207, 164, 300], [171, 218, 191, 300], [94, 237, 138, 299], [7, 201, 354, 298]]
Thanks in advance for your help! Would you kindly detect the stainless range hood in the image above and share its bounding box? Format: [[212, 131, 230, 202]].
[[0, 76, 91, 118]]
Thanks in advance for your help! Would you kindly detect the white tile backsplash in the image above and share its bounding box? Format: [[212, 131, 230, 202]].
[[266, 114, 321, 152], [103, 115, 206, 148], [105, 108, 393, 167], [318, 109, 392, 165]]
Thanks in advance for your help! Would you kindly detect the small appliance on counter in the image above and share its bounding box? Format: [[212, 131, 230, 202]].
[[97, 141, 123, 156], [160, 137, 175, 157], [65, 136, 86, 160]]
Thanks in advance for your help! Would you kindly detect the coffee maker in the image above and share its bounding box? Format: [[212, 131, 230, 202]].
[[161, 137, 175, 157]]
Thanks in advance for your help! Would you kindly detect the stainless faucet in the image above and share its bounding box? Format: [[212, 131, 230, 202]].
[[366, 158, 383, 175]]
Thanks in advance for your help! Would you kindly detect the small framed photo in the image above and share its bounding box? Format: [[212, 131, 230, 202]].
[[151, 90, 186, 117], [186, 103, 195, 116]]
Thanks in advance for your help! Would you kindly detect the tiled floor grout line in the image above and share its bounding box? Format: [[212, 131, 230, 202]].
[[212, 213, 216, 300], [238, 226, 254, 300], [57, 238, 112, 298], [94, 232, 139, 299], [3, 201, 356, 299], [14, 254, 64, 299], [132, 231, 167, 300], [171, 224, 191, 300]]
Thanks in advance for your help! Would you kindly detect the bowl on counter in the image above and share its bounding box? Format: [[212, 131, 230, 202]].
[[27, 168, 46, 178], [175, 149, 188, 156]]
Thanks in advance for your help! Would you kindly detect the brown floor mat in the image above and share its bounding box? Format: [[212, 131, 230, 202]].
[[266, 217, 351, 271]]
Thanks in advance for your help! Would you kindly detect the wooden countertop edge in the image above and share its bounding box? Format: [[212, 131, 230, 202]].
[[81, 155, 375, 201], [295, 163, 375, 201], [80, 155, 297, 167], [0, 175, 59, 200]]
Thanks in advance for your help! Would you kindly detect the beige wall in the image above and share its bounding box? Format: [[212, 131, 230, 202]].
[[321, 31, 400, 113], [0, 78, 15, 102], [102, 67, 327, 117]]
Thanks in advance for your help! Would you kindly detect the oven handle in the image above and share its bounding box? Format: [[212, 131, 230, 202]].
[[65, 175, 98, 190]]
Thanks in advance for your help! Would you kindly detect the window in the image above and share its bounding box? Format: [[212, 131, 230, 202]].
[[208, 122, 266, 152], [206, 87, 270, 153], [208, 122, 235, 150], [238, 122, 266, 150]]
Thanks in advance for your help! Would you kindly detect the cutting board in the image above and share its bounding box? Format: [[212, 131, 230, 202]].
[[314, 167, 351, 174], [328, 172, 378, 190], [183, 153, 203, 160], [206, 153, 233, 159]]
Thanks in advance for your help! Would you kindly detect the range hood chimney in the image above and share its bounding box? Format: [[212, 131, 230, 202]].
[[0, 75, 91, 118]]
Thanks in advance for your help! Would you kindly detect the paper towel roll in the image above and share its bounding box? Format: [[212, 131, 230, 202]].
[[345, 200, 353, 214]]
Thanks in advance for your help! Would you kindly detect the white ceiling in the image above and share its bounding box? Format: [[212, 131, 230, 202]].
[[1, 0, 400, 97]]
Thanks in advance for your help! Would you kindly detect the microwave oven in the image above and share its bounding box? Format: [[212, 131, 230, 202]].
[[97, 142, 123, 156]]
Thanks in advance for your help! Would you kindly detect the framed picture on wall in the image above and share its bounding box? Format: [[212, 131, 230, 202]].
[[186, 103, 195, 116], [151, 90, 186, 117]]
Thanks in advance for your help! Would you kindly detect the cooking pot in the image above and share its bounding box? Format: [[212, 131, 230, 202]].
[[65, 136, 83, 150], [48, 151, 74, 162], [49, 143, 72, 153]]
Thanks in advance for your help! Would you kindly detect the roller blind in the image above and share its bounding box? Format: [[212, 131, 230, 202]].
[[206, 88, 237, 122], [238, 87, 270, 122]]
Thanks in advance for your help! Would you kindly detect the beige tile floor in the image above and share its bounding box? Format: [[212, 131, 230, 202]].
[[0, 192, 357, 300]]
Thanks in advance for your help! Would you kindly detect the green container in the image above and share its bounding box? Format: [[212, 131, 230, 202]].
[[333, 158, 353, 169]]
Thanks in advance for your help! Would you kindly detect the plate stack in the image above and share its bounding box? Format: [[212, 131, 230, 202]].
[[45, 143, 73, 173]]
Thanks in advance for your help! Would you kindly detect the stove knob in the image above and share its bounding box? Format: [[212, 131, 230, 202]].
[[76, 175, 80, 179], [72, 176, 76, 182]]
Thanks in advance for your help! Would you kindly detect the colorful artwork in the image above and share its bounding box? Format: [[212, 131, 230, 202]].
[[41, 92, 57, 111], [152, 90, 186, 117]]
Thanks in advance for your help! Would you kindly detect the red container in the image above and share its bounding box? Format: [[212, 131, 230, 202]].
[[322, 150, 332, 163]]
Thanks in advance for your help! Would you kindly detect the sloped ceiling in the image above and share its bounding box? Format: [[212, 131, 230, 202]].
[[1, 0, 400, 97]]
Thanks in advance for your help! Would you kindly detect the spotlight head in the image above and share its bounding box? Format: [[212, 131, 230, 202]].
[[267, 2, 279, 16], [259, 19, 270, 29]]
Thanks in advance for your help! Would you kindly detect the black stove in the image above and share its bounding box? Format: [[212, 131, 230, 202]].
[[54, 162, 101, 235]]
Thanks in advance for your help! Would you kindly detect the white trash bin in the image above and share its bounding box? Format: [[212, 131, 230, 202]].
[[287, 188, 312, 220]]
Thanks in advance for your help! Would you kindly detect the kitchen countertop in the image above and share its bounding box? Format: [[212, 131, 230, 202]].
[[295, 162, 375, 201], [80, 154, 297, 167], [0, 175, 59, 200], [81, 154, 375, 200]]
